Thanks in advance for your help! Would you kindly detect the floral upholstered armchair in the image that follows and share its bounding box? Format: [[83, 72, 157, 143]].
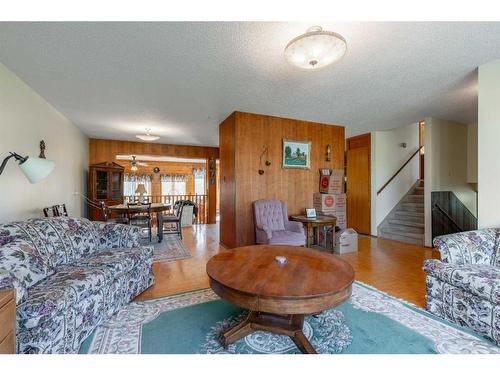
[[252, 199, 306, 246], [423, 229, 500, 346]]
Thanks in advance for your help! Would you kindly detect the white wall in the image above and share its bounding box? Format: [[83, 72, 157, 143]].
[[467, 123, 478, 184], [371, 122, 420, 235], [478, 59, 500, 228], [424, 117, 477, 246], [0, 63, 88, 223]]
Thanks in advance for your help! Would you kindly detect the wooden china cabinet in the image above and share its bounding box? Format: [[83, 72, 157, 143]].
[[88, 162, 124, 220]]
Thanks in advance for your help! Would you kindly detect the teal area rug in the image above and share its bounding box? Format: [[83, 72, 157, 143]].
[[79, 282, 500, 354]]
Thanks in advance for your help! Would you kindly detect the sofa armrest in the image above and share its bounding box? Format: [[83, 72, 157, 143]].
[[433, 229, 497, 265], [255, 224, 272, 242], [93, 222, 141, 250], [423, 259, 459, 282], [423, 259, 500, 304], [0, 269, 26, 304], [285, 221, 304, 235]]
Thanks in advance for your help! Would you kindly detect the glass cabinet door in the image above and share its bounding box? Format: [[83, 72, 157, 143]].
[[111, 172, 122, 199], [96, 170, 108, 199]]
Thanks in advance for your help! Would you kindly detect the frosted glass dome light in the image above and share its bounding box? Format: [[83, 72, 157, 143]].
[[136, 128, 160, 141], [284, 26, 347, 70]]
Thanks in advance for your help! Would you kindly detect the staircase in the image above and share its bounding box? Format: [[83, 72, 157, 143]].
[[378, 180, 424, 246]]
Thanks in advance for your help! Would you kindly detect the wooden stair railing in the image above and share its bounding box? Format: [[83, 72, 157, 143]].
[[377, 146, 423, 195]]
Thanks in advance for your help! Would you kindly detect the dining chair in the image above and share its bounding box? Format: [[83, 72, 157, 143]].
[[43, 206, 58, 217], [162, 202, 185, 240], [53, 204, 68, 217], [127, 202, 152, 242]]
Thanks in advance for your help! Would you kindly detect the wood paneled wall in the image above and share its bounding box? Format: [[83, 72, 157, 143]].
[[89, 139, 219, 163], [89, 139, 219, 223], [219, 111, 345, 248]]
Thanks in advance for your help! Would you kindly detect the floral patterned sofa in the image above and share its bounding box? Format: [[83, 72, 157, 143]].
[[0, 217, 154, 354], [423, 229, 499, 346]]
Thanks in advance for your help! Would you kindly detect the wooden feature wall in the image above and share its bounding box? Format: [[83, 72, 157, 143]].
[[346, 133, 371, 234], [219, 111, 345, 248], [89, 139, 219, 223]]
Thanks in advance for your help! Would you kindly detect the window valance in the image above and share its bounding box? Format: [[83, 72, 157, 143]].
[[124, 174, 152, 183], [193, 168, 206, 176], [161, 174, 188, 183]]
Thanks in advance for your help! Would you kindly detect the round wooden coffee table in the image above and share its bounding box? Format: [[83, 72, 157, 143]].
[[206, 245, 355, 354]]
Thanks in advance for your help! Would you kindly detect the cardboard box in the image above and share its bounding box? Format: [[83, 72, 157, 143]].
[[313, 193, 346, 212], [318, 226, 335, 248], [319, 169, 344, 194], [334, 228, 358, 254]]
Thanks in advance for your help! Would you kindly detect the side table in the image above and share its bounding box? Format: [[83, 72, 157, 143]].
[[290, 215, 337, 250], [0, 289, 15, 354]]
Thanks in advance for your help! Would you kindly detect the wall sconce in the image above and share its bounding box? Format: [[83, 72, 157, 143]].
[[39, 140, 46, 158], [0, 152, 54, 183], [326, 144, 331, 162], [0, 140, 54, 183], [258, 146, 271, 175]]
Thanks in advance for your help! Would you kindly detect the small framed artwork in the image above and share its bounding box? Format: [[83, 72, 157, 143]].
[[305, 208, 317, 218], [283, 139, 311, 169]]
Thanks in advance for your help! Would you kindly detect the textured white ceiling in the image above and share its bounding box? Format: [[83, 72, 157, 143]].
[[0, 22, 499, 146]]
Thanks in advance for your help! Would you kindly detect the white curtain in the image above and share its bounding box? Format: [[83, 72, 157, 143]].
[[160, 174, 187, 195], [124, 174, 152, 196], [192, 168, 206, 195]]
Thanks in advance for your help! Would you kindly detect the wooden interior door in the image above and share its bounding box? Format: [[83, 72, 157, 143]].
[[346, 134, 371, 234]]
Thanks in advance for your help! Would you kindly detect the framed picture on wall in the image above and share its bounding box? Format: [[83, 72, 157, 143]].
[[282, 139, 311, 169]]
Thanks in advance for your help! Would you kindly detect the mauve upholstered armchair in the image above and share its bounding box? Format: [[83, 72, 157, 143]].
[[252, 199, 306, 246]]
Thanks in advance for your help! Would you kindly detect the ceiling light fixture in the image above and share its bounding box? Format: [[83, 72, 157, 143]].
[[135, 128, 160, 141], [284, 26, 347, 70]]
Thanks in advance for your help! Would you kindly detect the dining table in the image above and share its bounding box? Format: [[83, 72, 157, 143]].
[[107, 202, 172, 242]]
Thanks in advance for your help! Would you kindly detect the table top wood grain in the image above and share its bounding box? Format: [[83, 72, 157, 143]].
[[206, 245, 354, 314], [290, 215, 337, 224]]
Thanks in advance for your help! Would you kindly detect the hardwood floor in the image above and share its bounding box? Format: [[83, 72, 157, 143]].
[[135, 224, 221, 301], [339, 235, 439, 306], [135, 224, 439, 307]]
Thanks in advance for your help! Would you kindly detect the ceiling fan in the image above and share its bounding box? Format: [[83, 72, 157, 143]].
[[130, 155, 148, 171]]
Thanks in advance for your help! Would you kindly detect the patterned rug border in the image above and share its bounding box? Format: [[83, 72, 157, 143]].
[[84, 282, 500, 354], [140, 237, 192, 264]]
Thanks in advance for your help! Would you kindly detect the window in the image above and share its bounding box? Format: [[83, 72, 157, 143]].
[[161, 181, 186, 195], [161, 174, 188, 195], [123, 174, 152, 197], [194, 169, 206, 195]]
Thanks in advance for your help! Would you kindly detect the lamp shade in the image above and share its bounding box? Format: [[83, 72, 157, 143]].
[[18, 157, 55, 183], [134, 183, 147, 195]]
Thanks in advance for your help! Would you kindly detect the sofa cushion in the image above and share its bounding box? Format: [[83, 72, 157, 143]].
[[0, 237, 54, 291], [73, 246, 153, 275], [268, 230, 306, 246], [17, 265, 113, 329], [493, 229, 500, 267], [0, 217, 101, 267], [93, 222, 141, 250], [424, 259, 500, 304], [17, 246, 153, 330]]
